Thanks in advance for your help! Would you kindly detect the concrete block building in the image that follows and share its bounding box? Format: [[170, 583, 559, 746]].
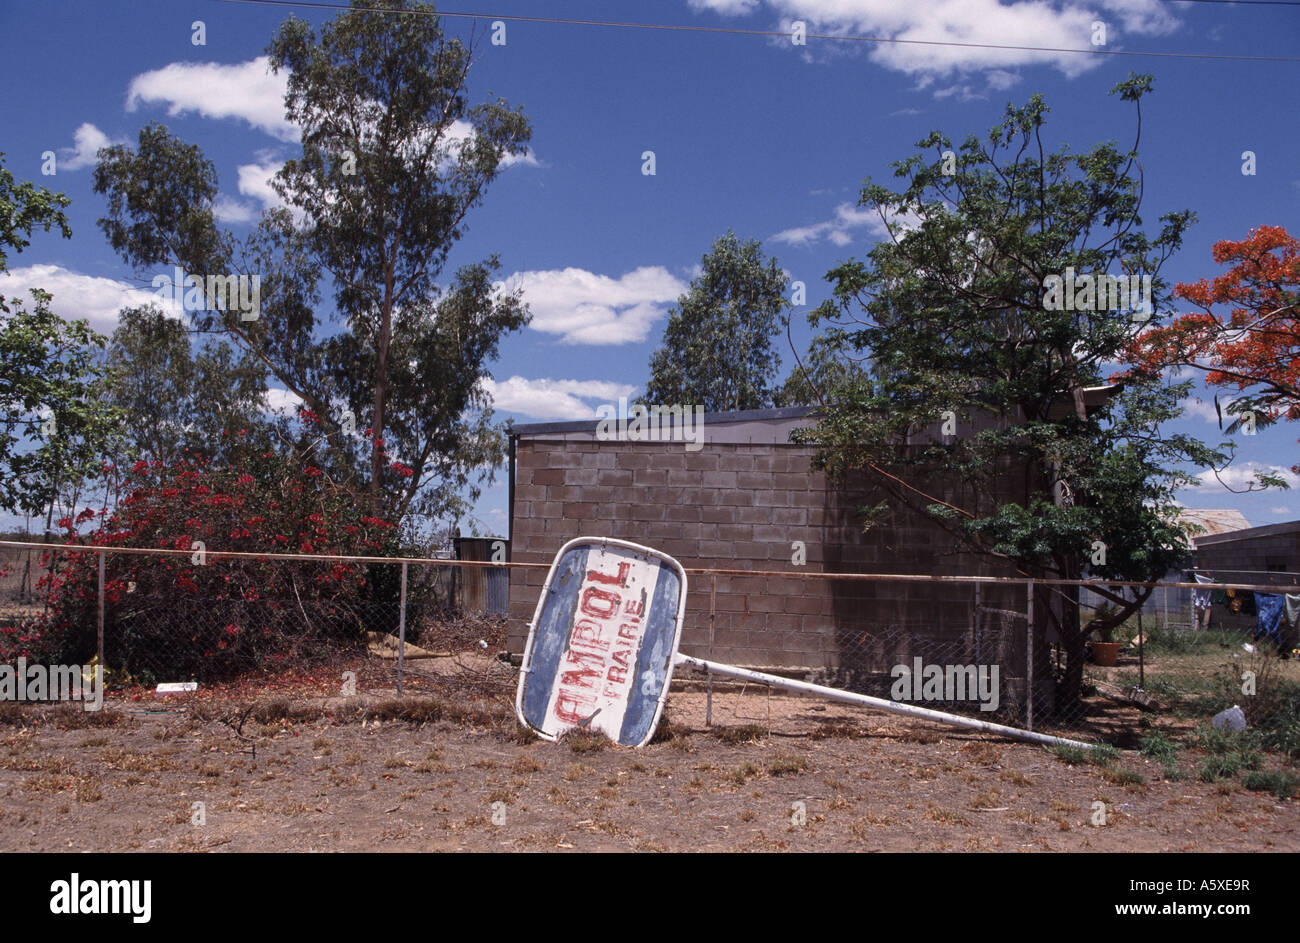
[[506, 407, 1040, 708]]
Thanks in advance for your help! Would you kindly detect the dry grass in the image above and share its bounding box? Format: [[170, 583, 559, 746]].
[[767, 752, 809, 776], [712, 724, 768, 745], [559, 727, 612, 754]]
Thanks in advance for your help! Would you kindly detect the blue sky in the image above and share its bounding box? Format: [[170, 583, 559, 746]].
[[1, 0, 1297, 536]]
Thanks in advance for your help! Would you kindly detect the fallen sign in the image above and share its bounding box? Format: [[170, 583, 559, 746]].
[[518, 537, 1096, 751], [517, 537, 685, 747]]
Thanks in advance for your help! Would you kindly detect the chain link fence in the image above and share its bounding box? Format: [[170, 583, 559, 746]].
[[0, 543, 510, 695], [2, 540, 1297, 763]]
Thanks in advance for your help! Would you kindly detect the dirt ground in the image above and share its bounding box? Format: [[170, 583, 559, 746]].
[[0, 656, 1295, 853]]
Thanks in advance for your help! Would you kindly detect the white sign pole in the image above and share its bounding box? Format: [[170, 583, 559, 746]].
[[673, 653, 1095, 751]]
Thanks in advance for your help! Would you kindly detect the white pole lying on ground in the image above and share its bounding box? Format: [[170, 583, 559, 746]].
[[673, 653, 1095, 751]]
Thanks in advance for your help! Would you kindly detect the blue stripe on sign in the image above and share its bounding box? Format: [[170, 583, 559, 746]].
[[522, 545, 589, 731], [619, 562, 682, 746]]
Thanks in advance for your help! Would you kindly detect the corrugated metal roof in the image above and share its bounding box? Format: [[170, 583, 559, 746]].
[[510, 405, 818, 437], [1173, 508, 1252, 545], [1193, 517, 1300, 546]]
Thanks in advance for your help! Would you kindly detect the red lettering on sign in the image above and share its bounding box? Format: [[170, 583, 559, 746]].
[[581, 586, 620, 619], [559, 647, 603, 690], [618, 622, 639, 641], [606, 664, 627, 686], [571, 618, 609, 651], [612, 648, 632, 669], [623, 597, 644, 617], [587, 562, 631, 587], [560, 665, 601, 691], [555, 692, 596, 724]]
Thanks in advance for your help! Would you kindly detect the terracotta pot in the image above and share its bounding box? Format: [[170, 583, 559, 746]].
[[1091, 641, 1121, 666]]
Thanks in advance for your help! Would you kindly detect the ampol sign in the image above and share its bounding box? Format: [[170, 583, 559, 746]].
[[516, 537, 685, 747]]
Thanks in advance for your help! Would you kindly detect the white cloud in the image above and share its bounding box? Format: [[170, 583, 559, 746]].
[[1268, 505, 1293, 516], [1, 264, 181, 334], [483, 376, 638, 420], [213, 196, 258, 225], [1195, 462, 1300, 491], [505, 266, 687, 345], [263, 388, 304, 416], [1179, 397, 1221, 424], [689, 0, 761, 13], [985, 68, 1020, 91], [58, 123, 122, 171], [237, 161, 285, 207], [772, 201, 902, 247], [214, 161, 290, 224], [126, 57, 295, 140], [125, 60, 539, 178], [444, 119, 540, 168], [933, 83, 982, 102], [689, 0, 1181, 81]]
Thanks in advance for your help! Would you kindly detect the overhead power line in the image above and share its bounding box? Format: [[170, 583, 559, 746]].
[[208, 0, 1300, 64]]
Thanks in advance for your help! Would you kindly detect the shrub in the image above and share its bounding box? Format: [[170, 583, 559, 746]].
[[1241, 770, 1298, 800], [26, 430, 403, 683]]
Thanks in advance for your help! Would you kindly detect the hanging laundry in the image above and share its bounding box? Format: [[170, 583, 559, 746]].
[[1193, 573, 1216, 609], [1253, 593, 1286, 653], [1286, 594, 1300, 628], [1227, 588, 1256, 616]]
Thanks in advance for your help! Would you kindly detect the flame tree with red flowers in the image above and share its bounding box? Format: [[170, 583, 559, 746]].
[[1126, 225, 1299, 481]]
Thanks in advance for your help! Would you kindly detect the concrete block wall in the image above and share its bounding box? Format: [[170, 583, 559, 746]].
[[1196, 526, 1300, 578], [508, 438, 1029, 675]]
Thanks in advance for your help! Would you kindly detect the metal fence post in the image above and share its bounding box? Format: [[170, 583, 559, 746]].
[[707, 572, 716, 727], [1026, 579, 1034, 731], [97, 550, 105, 671], [1138, 608, 1145, 689], [397, 561, 408, 697]]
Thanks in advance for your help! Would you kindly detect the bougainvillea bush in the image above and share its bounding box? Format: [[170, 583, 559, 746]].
[[22, 429, 409, 683]]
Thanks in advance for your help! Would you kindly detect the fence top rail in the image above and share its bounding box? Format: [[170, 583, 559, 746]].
[[0, 539, 544, 570], [1191, 567, 1300, 578], [5, 539, 1298, 594]]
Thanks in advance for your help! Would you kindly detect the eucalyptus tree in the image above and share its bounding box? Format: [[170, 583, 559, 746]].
[[93, 1, 531, 524], [642, 231, 789, 413]]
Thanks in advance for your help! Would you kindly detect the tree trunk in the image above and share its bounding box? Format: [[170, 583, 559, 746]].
[[1058, 583, 1086, 720], [370, 267, 396, 517]]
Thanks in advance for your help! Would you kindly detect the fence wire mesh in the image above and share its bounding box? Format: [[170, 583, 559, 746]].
[[2, 541, 1297, 763]]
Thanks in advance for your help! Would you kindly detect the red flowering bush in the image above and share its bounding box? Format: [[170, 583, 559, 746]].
[[30, 441, 404, 682]]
